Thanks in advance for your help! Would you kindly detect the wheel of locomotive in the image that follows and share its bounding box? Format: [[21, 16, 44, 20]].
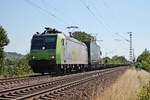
[[79, 64, 83, 72], [41, 72, 44, 75], [61, 65, 67, 74], [78, 65, 81, 72], [84, 64, 88, 71], [67, 65, 72, 73], [55, 65, 62, 75]]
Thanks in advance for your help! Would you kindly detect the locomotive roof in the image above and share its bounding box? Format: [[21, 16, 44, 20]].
[[33, 34, 57, 36], [32, 33, 87, 47], [64, 34, 87, 47]]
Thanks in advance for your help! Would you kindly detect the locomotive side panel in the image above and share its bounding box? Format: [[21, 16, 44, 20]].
[[62, 36, 88, 64]]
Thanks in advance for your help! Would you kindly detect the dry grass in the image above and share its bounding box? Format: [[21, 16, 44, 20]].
[[93, 68, 150, 100]]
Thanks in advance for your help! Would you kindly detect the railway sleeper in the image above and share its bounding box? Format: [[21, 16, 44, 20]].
[[0, 93, 17, 98], [38, 95, 56, 100], [39, 96, 51, 100]]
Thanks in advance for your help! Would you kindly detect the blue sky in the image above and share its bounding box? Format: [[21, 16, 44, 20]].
[[0, 0, 150, 60]]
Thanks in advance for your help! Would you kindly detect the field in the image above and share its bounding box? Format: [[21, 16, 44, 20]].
[[93, 68, 150, 100]]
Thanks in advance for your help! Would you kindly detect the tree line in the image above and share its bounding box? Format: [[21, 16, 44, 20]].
[[101, 56, 128, 64]]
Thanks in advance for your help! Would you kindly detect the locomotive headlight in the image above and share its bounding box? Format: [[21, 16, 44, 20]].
[[32, 56, 35, 59], [42, 46, 45, 50], [51, 56, 55, 59]]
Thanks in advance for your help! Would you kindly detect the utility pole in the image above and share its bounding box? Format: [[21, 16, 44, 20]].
[[128, 32, 133, 63], [115, 32, 134, 63], [133, 48, 135, 63]]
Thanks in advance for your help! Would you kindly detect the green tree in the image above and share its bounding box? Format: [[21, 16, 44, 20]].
[[111, 55, 127, 64], [136, 49, 150, 72], [102, 57, 111, 64], [72, 31, 94, 42], [0, 25, 9, 74], [102, 56, 127, 64]]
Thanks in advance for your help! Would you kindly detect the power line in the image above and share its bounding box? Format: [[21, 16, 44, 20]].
[[100, 0, 110, 8], [24, 0, 68, 26], [40, 0, 66, 21], [79, 0, 111, 32], [115, 32, 134, 62], [89, 0, 113, 32], [100, 0, 121, 26], [115, 33, 129, 42], [40, 0, 83, 31]]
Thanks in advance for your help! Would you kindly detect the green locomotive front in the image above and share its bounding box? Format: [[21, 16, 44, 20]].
[[29, 28, 88, 74], [29, 29, 65, 74]]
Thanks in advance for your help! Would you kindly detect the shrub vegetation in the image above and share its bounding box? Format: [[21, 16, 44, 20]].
[[136, 49, 150, 100], [2, 54, 33, 77], [138, 81, 150, 100], [136, 49, 150, 72]]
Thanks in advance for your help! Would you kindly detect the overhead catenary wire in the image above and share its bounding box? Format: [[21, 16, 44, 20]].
[[24, 0, 68, 27], [40, 0, 70, 24], [94, 0, 122, 35], [79, 0, 111, 33], [89, 0, 125, 57], [89, 0, 113, 32], [100, 0, 110, 8], [115, 33, 129, 42], [40, 0, 81, 31], [101, 0, 121, 27]]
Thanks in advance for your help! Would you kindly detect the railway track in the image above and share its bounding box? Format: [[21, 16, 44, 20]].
[[0, 75, 53, 91], [0, 64, 128, 91], [0, 66, 127, 100]]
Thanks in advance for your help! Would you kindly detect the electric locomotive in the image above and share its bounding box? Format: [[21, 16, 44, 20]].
[[29, 27, 88, 74]]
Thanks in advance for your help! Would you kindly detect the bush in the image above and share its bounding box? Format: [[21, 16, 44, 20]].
[[2, 54, 33, 77], [136, 49, 150, 72], [138, 81, 150, 100]]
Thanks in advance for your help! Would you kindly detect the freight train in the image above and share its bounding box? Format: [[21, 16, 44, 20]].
[[29, 27, 101, 74]]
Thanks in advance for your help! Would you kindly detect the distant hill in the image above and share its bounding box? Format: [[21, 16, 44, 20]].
[[4, 52, 24, 60]]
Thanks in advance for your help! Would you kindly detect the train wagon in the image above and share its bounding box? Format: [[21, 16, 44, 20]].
[[29, 28, 88, 74], [84, 41, 102, 70]]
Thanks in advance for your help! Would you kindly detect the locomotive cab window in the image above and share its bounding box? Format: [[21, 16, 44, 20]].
[[31, 35, 57, 50]]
